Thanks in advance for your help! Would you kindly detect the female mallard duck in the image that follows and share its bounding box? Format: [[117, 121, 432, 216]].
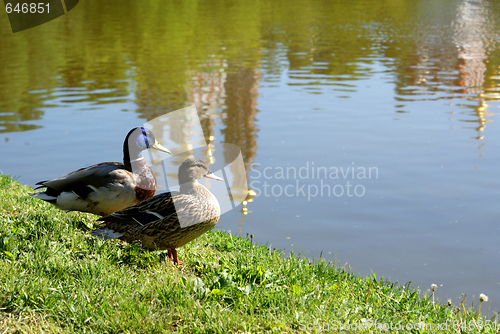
[[30, 127, 171, 216], [90, 158, 223, 265]]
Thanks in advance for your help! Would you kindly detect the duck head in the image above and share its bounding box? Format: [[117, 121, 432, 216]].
[[124, 127, 171, 163], [178, 158, 223, 186]]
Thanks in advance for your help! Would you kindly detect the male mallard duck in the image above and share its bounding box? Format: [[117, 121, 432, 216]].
[[90, 158, 223, 265], [30, 127, 171, 216]]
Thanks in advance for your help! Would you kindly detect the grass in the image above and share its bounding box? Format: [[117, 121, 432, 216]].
[[0, 174, 498, 333]]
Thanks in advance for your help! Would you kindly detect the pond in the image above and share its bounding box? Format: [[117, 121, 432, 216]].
[[1, 0, 499, 311]]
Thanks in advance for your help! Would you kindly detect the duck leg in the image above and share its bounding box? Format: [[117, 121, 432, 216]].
[[167, 249, 182, 266]]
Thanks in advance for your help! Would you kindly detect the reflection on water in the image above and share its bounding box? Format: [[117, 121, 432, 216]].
[[454, 0, 489, 95], [222, 65, 260, 169], [453, 0, 497, 145], [222, 65, 261, 223], [188, 57, 261, 221], [1, 0, 498, 135], [1, 0, 500, 309]]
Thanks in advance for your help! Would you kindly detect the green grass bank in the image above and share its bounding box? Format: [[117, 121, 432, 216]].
[[0, 175, 497, 333]]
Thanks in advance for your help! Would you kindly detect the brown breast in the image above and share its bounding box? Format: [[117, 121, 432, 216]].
[[134, 186, 156, 202], [131, 159, 157, 203]]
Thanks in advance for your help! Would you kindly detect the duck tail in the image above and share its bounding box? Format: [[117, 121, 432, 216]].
[[29, 192, 57, 204]]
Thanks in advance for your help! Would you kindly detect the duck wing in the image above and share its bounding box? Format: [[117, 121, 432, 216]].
[[92, 190, 210, 235], [97, 191, 178, 224], [91, 191, 179, 239], [34, 162, 130, 198]]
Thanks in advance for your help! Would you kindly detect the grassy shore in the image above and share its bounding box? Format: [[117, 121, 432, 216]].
[[0, 174, 497, 333]]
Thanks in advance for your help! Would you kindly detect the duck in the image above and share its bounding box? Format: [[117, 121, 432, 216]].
[[90, 158, 223, 265], [30, 127, 171, 216]]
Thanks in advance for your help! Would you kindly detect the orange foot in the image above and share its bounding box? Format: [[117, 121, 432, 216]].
[[167, 249, 183, 266]]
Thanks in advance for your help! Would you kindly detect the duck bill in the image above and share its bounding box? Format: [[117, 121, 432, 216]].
[[152, 140, 171, 154], [204, 172, 223, 181]]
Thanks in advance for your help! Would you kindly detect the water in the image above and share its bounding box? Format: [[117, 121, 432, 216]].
[[1, 0, 499, 311]]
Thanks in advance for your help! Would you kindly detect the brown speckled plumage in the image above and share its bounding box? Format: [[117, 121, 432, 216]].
[[91, 158, 223, 265]]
